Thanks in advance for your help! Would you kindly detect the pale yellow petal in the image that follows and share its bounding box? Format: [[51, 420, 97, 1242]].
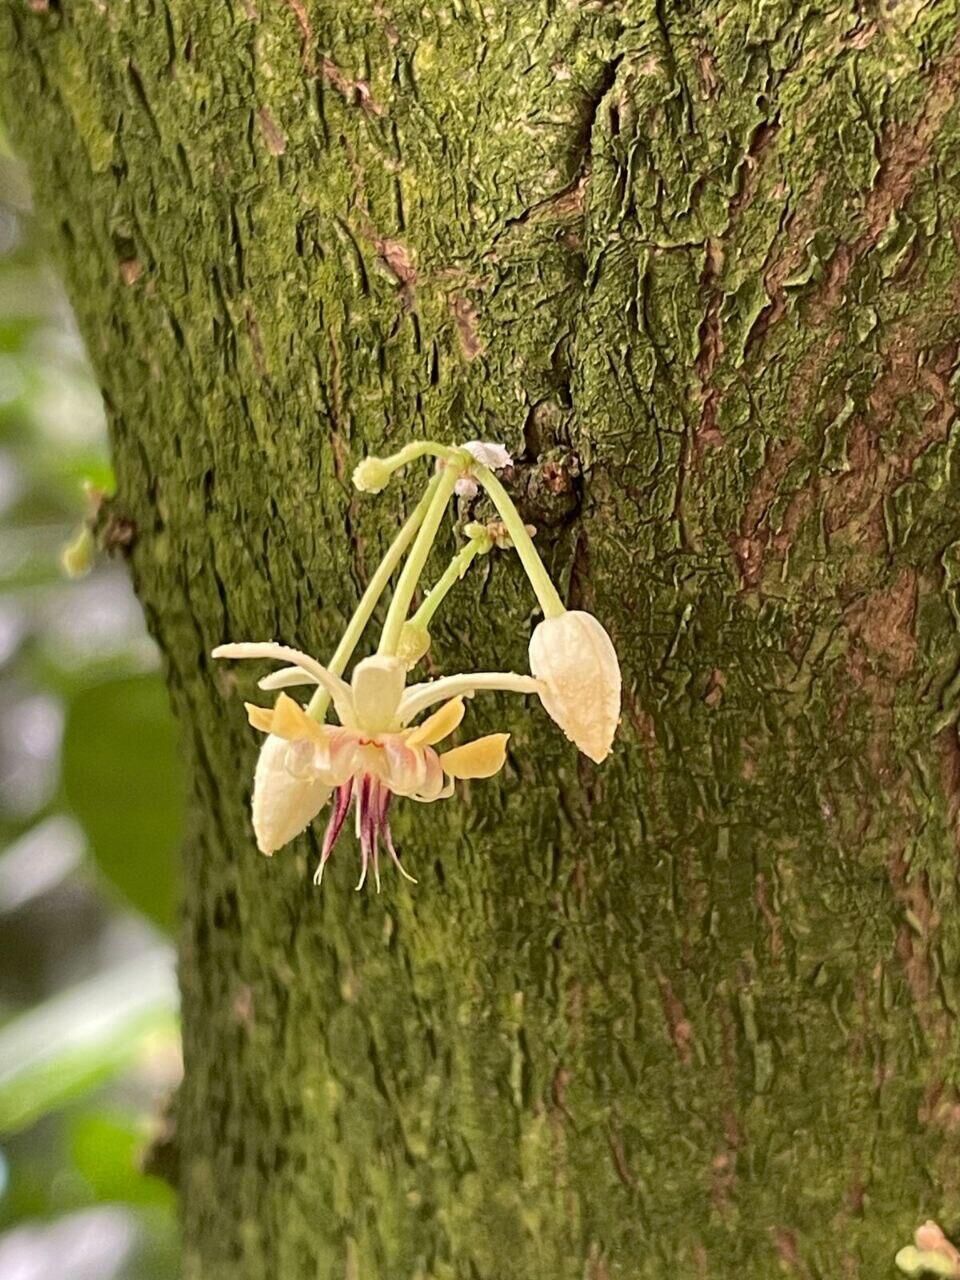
[[399, 672, 541, 724], [245, 703, 275, 734], [265, 692, 326, 743], [406, 696, 465, 748], [439, 733, 510, 780], [212, 641, 353, 722]]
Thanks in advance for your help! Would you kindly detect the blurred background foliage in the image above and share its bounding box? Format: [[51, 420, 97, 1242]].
[[0, 127, 182, 1277]]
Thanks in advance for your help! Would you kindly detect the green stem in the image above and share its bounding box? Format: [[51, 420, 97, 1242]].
[[473, 464, 566, 619], [409, 536, 488, 632], [307, 472, 443, 720], [378, 464, 460, 655], [372, 440, 462, 477]]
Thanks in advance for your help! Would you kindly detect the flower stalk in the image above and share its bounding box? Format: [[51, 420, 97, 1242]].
[[471, 463, 566, 620], [377, 463, 460, 656], [306, 470, 444, 721], [353, 441, 463, 493], [409, 526, 492, 633]]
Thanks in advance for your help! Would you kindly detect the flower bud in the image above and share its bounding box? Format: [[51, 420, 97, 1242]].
[[528, 610, 620, 763], [352, 456, 392, 493], [894, 1245, 958, 1278], [397, 622, 431, 668], [60, 525, 95, 579], [252, 734, 331, 855]]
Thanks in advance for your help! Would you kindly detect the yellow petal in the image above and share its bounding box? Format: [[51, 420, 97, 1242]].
[[406, 696, 465, 748], [272, 692, 328, 742], [439, 733, 510, 779], [245, 702, 275, 734]]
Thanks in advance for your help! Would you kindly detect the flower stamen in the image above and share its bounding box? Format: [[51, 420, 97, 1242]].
[[315, 778, 354, 886]]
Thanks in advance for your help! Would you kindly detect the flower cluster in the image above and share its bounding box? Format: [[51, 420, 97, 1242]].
[[896, 1221, 960, 1278], [213, 439, 621, 890]]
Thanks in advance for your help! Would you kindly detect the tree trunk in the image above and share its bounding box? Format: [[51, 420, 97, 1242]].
[[4, 3, 960, 1276]]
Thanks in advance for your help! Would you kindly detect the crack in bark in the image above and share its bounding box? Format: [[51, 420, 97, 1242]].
[[809, 39, 960, 320], [320, 56, 384, 117], [731, 439, 802, 589], [450, 291, 482, 359], [694, 237, 725, 449], [281, 0, 314, 73], [691, 119, 781, 450], [496, 52, 624, 242], [256, 106, 286, 156]]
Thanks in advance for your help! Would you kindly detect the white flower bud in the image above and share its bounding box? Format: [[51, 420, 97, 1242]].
[[528, 610, 621, 763], [252, 734, 331, 855]]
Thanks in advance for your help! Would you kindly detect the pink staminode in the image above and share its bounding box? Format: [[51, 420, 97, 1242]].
[[316, 774, 416, 890]]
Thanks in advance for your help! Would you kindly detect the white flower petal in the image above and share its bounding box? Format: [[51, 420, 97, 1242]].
[[528, 611, 620, 763], [399, 671, 542, 723], [462, 440, 512, 471], [213, 642, 353, 722], [252, 734, 331, 855], [258, 666, 318, 690]]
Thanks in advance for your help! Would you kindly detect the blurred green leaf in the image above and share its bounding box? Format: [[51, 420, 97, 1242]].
[[0, 143, 179, 1275], [0, 949, 177, 1136], [60, 456, 115, 493], [62, 674, 183, 931], [70, 1112, 173, 1208], [0, 525, 72, 589]]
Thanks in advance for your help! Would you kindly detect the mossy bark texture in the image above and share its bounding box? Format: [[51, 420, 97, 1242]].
[[4, 2, 960, 1276]]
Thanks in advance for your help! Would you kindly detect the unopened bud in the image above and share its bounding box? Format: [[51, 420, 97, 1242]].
[[528, 610, 621, 763], [352, 456, 393, 493], [397, 622, 431, 668]]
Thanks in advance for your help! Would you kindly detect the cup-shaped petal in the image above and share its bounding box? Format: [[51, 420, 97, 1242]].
[[252, 734, 331, 855], [350, 655, 406, 733], [528, 610, 620, 763], [381, 738, 428, 796]]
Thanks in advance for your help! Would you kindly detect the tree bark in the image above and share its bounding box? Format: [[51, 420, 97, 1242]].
[[4, 2, 960, 1276]]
